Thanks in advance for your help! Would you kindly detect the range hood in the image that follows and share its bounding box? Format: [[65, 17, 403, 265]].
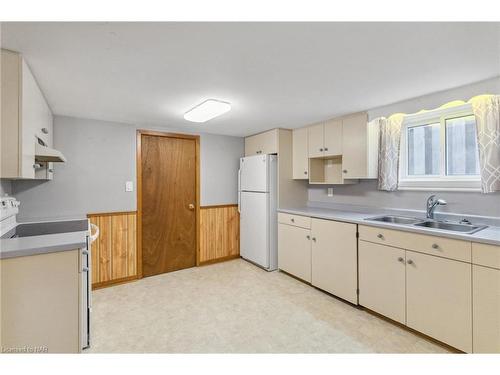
[[35, 142, 67, 163]]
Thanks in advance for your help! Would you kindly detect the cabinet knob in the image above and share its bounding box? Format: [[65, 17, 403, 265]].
[[291, 218, 295, 222], [48, 168, 54, 173], [397, 257, 404, 263], [343, 170, 348, 174], [33, 163, 42, 169], [431, 243, 439, 249], [304, 171, 308, 175], [324, 147, 328, 151], [306, 235, 310, 240], [377, 233, 384, 239], [312, 237, 316, 242], [319, 148, 324, 152], [41, 127, 49, 134], [188, 203, 195, 210], [407, 259, 414, 265]]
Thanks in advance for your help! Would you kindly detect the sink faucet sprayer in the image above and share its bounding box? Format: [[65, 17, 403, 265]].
[[426, 195, 447, 219]]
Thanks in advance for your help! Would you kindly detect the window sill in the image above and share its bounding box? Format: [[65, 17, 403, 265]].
[[398, 179, 481, 192]]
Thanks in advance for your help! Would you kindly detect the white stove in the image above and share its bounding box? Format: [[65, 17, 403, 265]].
[[0, 196, 21, 237]]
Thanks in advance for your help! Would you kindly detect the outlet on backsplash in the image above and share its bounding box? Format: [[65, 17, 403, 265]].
[[327, 187, 333, 197]]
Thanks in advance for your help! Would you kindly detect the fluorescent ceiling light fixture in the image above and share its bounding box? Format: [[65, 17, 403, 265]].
[[184, 99, 231, 123]]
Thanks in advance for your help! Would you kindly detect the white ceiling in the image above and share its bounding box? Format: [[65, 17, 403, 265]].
[[1, 22, 499, 137]]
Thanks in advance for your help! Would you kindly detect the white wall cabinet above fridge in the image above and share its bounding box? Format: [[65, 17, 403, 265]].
[[1, 49, 64, 180], [244, 128, 279, 156]]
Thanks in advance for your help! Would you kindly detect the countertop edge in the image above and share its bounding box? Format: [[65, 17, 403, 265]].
[[0, 241, 88, 259], [278, 207, 500, 246]]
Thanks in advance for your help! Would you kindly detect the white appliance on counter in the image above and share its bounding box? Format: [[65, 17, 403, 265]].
[[238, 154, 278, 271], [0, 195, 98, 351]]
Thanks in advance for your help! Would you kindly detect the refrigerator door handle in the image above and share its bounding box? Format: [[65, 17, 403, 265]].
[[237, 168, 241, 213]]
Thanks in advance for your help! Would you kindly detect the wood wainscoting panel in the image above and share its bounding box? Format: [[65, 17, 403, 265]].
[[199, 204, 240, 264], [88, 211, 138, 289]]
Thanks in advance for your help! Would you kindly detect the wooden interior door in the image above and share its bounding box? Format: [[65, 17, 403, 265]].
[[140, 132, 198, 277]]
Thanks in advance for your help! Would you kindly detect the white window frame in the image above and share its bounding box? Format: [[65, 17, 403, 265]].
[[398, 103, 481, 192]]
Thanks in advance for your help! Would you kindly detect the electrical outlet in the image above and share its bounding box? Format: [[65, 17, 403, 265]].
[[327, 187, 333, 197], [125, 181, 134, 192]]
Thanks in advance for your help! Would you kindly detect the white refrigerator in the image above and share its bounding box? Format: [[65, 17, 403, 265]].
[[238, 154, 278, 271]]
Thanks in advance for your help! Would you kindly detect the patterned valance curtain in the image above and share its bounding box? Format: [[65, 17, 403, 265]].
[[469, 95, 500, 193], [377, 113, 406, 191]]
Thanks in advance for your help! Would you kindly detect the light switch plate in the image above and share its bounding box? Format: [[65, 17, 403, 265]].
[[125, 181, 134, 192], [327, 187, 333, 197]]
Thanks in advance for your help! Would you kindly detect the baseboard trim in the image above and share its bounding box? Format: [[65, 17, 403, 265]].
[[92, 275, 139, 290], [199, 254, 240, 266]]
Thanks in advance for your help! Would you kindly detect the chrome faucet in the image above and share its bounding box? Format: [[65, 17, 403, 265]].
[[426, 195, 447, 219]]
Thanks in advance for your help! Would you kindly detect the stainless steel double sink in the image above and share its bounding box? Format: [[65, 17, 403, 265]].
[[365, 215, 487, 234]]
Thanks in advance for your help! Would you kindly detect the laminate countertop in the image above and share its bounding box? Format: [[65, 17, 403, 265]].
[[278, 207, 500, 246], [0, 219, 89, 259]]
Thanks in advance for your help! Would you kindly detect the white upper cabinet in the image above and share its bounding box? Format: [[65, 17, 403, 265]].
[[292, 127, 308, 179], [244, 129, 278, 156], [307, 119, 342, 158], [342, 113, 379, 179], [1, 49, 54, 180]]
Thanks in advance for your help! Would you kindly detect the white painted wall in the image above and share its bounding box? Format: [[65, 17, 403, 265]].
[[12, 116, 244, 221], [309, 77, 500, 218]]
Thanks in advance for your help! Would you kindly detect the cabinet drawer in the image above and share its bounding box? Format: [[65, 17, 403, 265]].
[[358, 225, 471, 262], [278, 212, 311, 229], [472, 242, 500, 270]]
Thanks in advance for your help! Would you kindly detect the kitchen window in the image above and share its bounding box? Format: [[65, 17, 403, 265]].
[[399, 104, 481, 191]]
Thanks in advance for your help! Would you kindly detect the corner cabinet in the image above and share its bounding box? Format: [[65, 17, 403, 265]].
[[1, 49, 54, 180]]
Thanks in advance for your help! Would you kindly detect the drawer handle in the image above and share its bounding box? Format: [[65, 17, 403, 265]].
[[377, 233, 384, 239], [397, 257, 404, 263], [431, 243, 439, 249], [291, 218, 295, 222], [306, 235, 311, 240], [407, 259, 414, 265]]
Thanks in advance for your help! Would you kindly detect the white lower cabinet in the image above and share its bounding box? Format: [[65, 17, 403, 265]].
[[473, 264, 500, 353], [311, 218, 358, 304], [358, 241, 406, 324], [278, 223, 311, 283], [406, 251, 472, 353]]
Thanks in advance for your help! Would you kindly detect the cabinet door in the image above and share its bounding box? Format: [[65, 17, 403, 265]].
[[292, 127, 309, 179], [342, 113, 368, 178], [311, 218, 357, 304], [358, 241, 406, 324], [473, 265, 500, 353], [278, 223, 311, 282], [406, 251, 472, 352], [244, 130, 277, 156], [323, 119, 342, 156], [308, 123, 324, 158]]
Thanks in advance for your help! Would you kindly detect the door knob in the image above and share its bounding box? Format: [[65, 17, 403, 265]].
[[188, 203, 195, 210]]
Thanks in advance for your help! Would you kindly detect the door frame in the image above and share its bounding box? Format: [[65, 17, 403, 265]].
[[136, 129, 201, 278]]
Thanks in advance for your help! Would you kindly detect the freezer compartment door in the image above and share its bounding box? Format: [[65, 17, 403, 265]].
[[239, 155, 269, 192], [240, 191, 269, 268]]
